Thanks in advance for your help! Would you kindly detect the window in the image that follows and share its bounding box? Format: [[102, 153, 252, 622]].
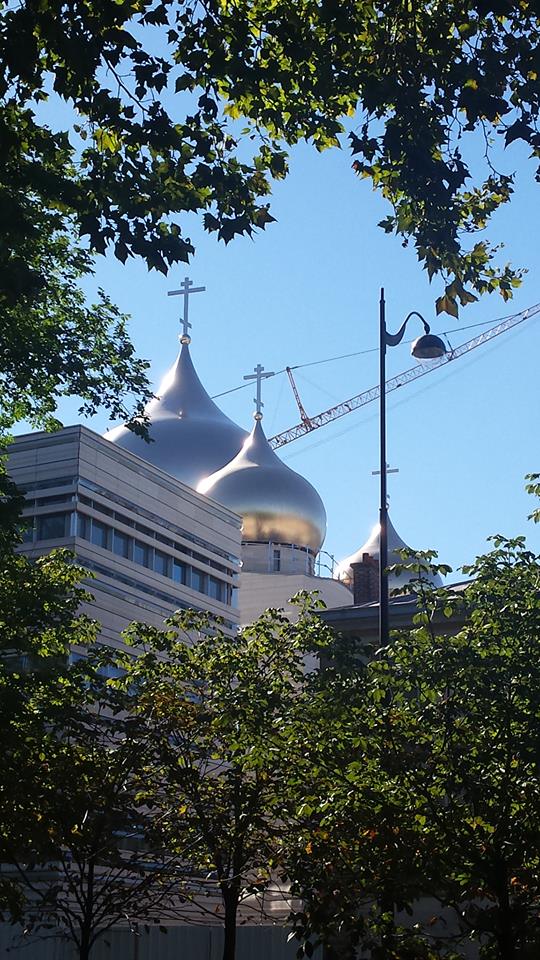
[[19, 520, 34, 543], [208, 577, 224, 602], [113, 530, 129, 559], [90, 519, 108, 549], [154, 550, 169, 578], [36, 494, 73, 506], [76, 513, 88, 539], [191, 568, 206, 594], [273, 548, 281, 572], [172, 559, 187, 584], [133, 540, 150, 567], [77, 476, 235, 562], [156, 532, 174, 547], [134, 522, 153, 538], [37, 513, 69, 540], [24, 476, 75, 493]]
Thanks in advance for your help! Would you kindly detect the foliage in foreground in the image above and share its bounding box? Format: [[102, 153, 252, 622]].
[[288, 535, 540, 960], [3, 1, 540, 316], [2, 477, 540, 960], [0, 489, 181, 959], [111, 599, 337, 960], [0, 228, 152, 434]]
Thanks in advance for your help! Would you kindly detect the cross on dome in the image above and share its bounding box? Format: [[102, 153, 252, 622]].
[[372, 463, 399, 508], [244, 363, 275, 420], [167, 276, 206, 343]]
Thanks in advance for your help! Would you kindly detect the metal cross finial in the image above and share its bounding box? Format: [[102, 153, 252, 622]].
[[167, 276, 206, 343], [372, 463, 399, 477], [243, 363, 275, 420], [372, 463, 399, 508]]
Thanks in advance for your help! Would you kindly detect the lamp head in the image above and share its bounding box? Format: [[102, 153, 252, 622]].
[[411, 333, 446, 360]]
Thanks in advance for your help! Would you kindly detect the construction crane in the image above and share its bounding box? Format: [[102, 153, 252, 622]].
[[269, 303, 540, 449]]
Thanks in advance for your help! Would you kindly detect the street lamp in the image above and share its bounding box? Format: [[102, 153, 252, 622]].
[[378, 288, 446, 650]]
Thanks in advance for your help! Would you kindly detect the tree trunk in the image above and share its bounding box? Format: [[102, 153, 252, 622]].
[[79, 861, 95, 960], [497, 892, 516, 960], [495, 861, 515, 960], [222, 887, 239, 960], [79, 931, 92, 960]]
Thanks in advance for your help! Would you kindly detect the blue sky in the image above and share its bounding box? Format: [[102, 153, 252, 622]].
[[49, 134, 540, 578]]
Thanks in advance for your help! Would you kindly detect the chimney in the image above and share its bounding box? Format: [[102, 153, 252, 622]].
[[350, 553, 379, 604]]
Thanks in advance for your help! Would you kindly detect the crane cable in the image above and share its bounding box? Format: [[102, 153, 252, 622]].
[[269, 302, 540, 448], [210, 314, 519, 401], [210, 304, 540, 448]]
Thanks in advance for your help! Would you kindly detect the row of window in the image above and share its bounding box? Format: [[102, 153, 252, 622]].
[[22, 491, 233, 578], [77, 493, 232, 576], [24, 511, 232, 606], [78, 476, 239, 564], [80, 559, 238, 628], [82, 558, 205, 617], [20, 474, 239, 566]]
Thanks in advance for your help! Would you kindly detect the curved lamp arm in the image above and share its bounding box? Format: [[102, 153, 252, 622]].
[[385, 310, 431, 346]]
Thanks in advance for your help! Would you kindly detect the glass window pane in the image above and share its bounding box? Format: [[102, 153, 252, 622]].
[[191, 568, 206, 594], [90, 519, 108, 549], [172, 559, 187, 584], [37, 513, 68, 540], [135, 522, 153, 538], [156, 532, 173, 547], [133, 540, 150, 567], [76, 513, 88, 539], [113, 530, 129, 558], [208, 577, 223, 602], [154, 550, 169, 578]]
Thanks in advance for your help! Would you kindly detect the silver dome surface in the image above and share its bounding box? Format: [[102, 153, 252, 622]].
[[105, 341, 248, 489], [197, 418, 327, 553], [335, 515, 442, 590]]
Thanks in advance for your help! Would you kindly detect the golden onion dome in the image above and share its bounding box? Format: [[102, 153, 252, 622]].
[[334, 515, 442, 590], [197, 418, 327, 554], [105, 340, 248, 489]]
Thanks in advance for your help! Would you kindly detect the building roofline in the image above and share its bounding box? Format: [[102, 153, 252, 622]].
[[9, 425, 243, 530]]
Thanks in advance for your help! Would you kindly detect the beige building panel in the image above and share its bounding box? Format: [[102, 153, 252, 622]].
[[239, 572, 352, 625]]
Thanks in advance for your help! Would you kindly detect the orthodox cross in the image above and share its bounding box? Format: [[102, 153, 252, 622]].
[[244, 363, 275, 419], [167, 276, 206, 342], [372, 463, 399, 507]]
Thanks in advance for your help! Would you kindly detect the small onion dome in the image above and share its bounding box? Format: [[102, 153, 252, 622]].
[[105, 341, 248, 489], [334, 515, 442, 591], [197, 418, 327, 554]]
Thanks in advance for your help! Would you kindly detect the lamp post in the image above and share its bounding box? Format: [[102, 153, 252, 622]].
[[378, 288, 446, 651]]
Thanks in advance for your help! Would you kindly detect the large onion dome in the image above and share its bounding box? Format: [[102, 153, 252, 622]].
[[197, 417, 327, 553], [334, 515, 442, 591], [105, 340, 248, 489]]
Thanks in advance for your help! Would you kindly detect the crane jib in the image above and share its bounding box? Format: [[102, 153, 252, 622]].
[[268, 303, 540, 449]]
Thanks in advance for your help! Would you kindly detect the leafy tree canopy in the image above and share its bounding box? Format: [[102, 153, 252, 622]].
[[0, 225, 152, 434], [288, 534, 540, 960], [0, 496, 185, 960], [112, 597, 335, 960], [3, 0, 539, 318]]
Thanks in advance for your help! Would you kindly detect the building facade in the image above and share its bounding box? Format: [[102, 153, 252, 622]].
[[8, 426, 242, 644]]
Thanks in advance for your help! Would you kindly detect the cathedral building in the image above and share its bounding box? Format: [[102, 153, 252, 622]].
[[9, 278, 444, 646]]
